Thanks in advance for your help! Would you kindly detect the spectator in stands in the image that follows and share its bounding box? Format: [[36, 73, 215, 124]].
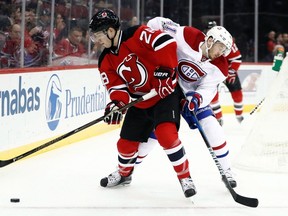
[[0, 15, 11, 51], [54, 13, 68, 44], [27, 0, 38, 11], [37, 8, 51, 32], [94, 0, 114, 12], [69, 0, 88, 19], [25, 7, 44, 39], [0, 1, 11, 17], [54, 26, 86, 59], [25, 7, 37, 27], [282, 32, 288, 55], [10, 6, 21, 24], [0, 15, 11, 32], [129, 16, 139, 27], [1, 23, 20, 67], [1, 22, 48, 68], [265, 30, 276, 61], [24, 31, 48, 67], [55, 0, 68, 18], [273, 32, 284, 54]]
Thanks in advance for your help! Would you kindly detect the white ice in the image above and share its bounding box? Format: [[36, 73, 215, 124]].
[[0, 114, 287, 216]]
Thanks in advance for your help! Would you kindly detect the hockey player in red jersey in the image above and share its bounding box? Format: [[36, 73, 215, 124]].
[[207, 21, 244, 125], [89, 9, 196, 198], [142, 17, 237, 189]]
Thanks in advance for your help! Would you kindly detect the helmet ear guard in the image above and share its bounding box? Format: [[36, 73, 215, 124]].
[[205, 26, 233, 56]]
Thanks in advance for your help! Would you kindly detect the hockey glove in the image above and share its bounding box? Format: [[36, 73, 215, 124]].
[[226, 69, 237, 84], [153, 66, 176, 98], [104, 100, 126, 125], [186, 92, 203, 112], [180, 99, 197, 129]]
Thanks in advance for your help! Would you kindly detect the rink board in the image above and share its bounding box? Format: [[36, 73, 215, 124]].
[[0, 63, 275, 161]]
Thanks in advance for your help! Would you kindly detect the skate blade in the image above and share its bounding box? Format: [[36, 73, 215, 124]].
[[188, 196, 195, 204]]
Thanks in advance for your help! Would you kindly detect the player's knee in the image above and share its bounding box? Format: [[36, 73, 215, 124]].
[[154, 122, 179, 149], [117, 138, 139, 156]]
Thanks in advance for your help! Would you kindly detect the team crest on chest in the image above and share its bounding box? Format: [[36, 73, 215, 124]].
[[177, 59, 206, 82], [118, 54, 148, 90]]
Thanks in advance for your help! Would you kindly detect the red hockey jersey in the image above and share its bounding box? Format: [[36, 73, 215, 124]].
[[226, 41, 242, 72], [98, 25, 178, 109]]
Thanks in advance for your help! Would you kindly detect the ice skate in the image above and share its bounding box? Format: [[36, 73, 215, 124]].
[[236, 115, 244, 123], [217, 117, 224, 126], [179, 177, 197, 198], [224, 168, 237, 188], [100, 170, 132, 187]]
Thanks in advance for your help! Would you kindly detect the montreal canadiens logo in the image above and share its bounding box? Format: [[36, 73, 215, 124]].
[[177, 59, 206, 82]]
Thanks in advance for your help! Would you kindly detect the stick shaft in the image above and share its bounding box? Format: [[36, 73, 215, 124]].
[[250, 98, 265, 115], [191, 111, 259, 207], [0, 89, 157, 168]]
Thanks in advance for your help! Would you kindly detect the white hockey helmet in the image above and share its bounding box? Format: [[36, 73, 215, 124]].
[[205, 26, 233, 56]]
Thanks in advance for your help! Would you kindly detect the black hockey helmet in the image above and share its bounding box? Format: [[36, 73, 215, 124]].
[[89, 9, 120, 33], [207, 21, 217, 29]]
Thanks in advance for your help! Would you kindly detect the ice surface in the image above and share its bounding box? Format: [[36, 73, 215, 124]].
[[0, 114, 287, 216]]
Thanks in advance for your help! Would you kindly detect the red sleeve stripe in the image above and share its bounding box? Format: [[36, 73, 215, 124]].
[[227, 55, 242, 62], [109, 89, 130, 104], [212, 142, 227, 150], [107, 84, 128, 94]]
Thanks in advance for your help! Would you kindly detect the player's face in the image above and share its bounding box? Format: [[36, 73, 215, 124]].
[[209, 42, 228, 60], [90, 31, 112, 48]]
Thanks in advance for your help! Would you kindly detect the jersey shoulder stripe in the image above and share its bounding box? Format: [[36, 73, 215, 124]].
[[228, 55, 242, 62], [152, 33, 176, 51]]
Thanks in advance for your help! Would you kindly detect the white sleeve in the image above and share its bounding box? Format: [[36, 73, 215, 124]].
[[196, 68, 226, 108], [146, 17, 163, 30], [147, 17, 180, 36]]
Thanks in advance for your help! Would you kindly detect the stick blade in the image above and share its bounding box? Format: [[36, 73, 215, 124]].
[[234, 193, 259, 208], [224, 178, 259, 208], [0, 159, 13, 168]]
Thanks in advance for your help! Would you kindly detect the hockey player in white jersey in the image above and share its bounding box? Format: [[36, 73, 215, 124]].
[[136, 17, 237, 192]]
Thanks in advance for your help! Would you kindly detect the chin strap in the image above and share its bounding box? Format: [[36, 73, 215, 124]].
[[204, 41, 213, 58], [105, 29, 118, 50]]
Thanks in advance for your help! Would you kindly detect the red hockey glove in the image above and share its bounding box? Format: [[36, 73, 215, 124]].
[[226, 69, 237, 84], [104, 100, 126, 125], [153, 66, 176, 98], [186, 92, 203, 112]]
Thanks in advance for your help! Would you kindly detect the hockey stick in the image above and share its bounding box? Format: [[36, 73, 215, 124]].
[[191, 111, 259, 208], [249, 98, 265, 115], [0, 89, 157, 168]]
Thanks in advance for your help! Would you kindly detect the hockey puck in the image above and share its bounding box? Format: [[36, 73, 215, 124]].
[[10, 198, 20, 203]]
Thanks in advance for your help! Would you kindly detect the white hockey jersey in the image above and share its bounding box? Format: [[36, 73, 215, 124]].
[[147, 17, 228, 107]]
